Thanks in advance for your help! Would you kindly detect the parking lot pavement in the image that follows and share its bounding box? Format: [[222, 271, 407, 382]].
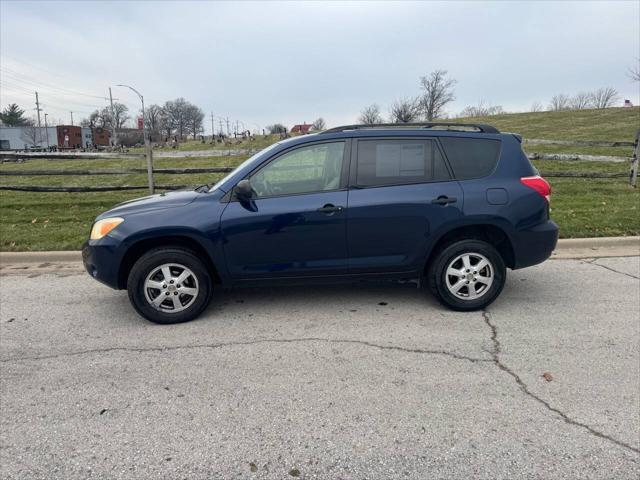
[[0, 257, 638, 479]]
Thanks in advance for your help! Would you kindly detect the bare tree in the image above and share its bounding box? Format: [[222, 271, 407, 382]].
[[185, 104, 205, 139], [312, 117, 326, 131], [389, 98, 421, 123], [266, 123, 287, 134], [20, 125, 43, 147], [358, 104, 383, 124], [569, 92, 593, 110], [144, 104, 166, 141], [419, 70, 457, 120], [163, 98, 189, 139], [549, 94, 571, 111], [530, 101, 544, 112], [458, 100, 504, 118], [84, 103, 130, 130], [110, 102, 130, 129], [590, 87, 619, 109]]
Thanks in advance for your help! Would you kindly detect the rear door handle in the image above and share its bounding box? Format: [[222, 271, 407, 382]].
[[317, 204, 344, 214], [431, 196, 457, 205]]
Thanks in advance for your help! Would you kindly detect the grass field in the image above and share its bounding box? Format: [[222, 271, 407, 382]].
[[1, 108, 639, 251]]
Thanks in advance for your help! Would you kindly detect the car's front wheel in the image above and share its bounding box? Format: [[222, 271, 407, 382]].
[[127, 247, 213, 324], [427, 239, 506, 311]]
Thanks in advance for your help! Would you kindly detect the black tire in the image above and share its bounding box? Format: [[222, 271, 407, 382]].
[[427, 239, 506, 311], [127, 247, 213, 324]]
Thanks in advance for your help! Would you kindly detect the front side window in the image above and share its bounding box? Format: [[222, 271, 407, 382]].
[[250, 141, 345, 197], [356, 139, 450, 187]]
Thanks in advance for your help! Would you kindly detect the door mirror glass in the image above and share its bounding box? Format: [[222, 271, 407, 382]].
[[235, 179, 253, 201]]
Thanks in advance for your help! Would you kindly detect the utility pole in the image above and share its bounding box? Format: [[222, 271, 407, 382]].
[[219, 119, 223, 137], [109, 87, 118, 147], [44, 113, 50, 149], [70, 111, 74, 126], [117, 84, 154, 194], [226, 117, 230, 137], [210, 112, 215, 141], [35, 91, 43, 146]]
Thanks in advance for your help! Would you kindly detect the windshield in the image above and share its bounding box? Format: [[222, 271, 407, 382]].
[[209, 142, 281, 192]]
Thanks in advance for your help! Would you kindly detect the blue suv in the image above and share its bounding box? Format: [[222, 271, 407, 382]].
[[83, 123, 558, 324]]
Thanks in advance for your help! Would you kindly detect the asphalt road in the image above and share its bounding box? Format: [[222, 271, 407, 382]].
[[1, 256, 639, 479]]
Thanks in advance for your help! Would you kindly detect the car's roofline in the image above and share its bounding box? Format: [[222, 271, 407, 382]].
[[322, 122, 500, 134]]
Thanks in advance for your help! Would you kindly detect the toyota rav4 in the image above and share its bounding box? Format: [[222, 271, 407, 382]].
[[83, 123, 558, 324]]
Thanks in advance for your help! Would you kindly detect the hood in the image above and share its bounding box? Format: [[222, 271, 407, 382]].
[[99, 190, 200, 218]]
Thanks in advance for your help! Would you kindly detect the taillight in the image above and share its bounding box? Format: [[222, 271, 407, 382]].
[[520, 175, 551, 203]]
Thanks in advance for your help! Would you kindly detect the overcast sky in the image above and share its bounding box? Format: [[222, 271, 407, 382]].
[[1, 0, 638, 132]]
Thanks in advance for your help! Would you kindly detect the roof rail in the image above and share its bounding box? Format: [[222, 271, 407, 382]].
[[321, 122, 500, 134]]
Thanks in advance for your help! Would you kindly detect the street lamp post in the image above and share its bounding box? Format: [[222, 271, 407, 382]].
[[116, 84, 154, 194]]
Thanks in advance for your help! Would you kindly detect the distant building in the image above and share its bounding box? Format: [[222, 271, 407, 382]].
[[91, 126, 111, 146], [57, 125, 82, 149], [0, 125, 111, 150], [0, 126, 57, 150], [291, 122, 312, 134], [624, 99, 634, 108], [82, 127, 93, 148]]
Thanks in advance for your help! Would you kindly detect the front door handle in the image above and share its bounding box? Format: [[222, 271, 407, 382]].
[[317, 204, 344, 214], [431, 196, 457, 205]]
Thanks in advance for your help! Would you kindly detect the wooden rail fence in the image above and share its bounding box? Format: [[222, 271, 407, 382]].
[[1, 135, 637, 192], [0, 167, 234, 176]]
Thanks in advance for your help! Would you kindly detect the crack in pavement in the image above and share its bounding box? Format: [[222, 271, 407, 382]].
[[584, 258, 640, 280], [482, 310, 640, 455], [0, 337, 491, 365]]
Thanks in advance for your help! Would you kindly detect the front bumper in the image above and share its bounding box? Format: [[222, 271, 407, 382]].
[[82, 239, 123, 289], [511, 220, 559, 269]]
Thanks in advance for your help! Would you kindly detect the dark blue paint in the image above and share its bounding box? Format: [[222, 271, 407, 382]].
[[83, 129, 558, 290]]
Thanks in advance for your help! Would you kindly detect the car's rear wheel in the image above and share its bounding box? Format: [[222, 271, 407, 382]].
[[427, 239, 506, 311], [127, 247, 213, 324]]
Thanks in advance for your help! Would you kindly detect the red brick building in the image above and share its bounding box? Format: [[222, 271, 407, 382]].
[[290, 123, 313, 134], [91, 127, 111, 146], [57, 125, 82, 149]]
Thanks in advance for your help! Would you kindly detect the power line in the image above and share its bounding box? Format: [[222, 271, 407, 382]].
[[1, 81, 109, 110], [0, 66, 114, 100]]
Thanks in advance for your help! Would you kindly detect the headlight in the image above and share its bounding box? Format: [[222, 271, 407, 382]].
[[90, 217, 124, 240]]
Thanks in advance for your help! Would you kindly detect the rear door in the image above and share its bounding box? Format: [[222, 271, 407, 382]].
[[346, 137, 463, 274]]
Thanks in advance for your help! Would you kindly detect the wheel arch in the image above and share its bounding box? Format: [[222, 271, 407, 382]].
[[424, 223, 515, 273], [117, 234, 222, 289]]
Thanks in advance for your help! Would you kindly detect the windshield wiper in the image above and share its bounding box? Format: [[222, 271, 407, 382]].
[[194, 184, 211, 193]]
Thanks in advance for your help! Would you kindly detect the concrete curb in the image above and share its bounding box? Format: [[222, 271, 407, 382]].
[[1, 236, 638, 265], [0, 251, 82, 264]]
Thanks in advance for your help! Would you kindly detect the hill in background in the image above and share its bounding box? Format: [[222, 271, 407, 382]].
[[453, 107, 639, 141]]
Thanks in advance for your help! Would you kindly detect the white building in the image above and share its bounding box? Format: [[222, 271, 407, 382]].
[[0, 126, 58, 150]]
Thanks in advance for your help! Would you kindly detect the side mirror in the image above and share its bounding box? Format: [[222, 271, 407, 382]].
[[235, 179, 253, 201]]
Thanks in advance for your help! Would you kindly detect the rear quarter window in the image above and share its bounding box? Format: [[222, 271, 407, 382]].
[[439, 137, 501, 180]]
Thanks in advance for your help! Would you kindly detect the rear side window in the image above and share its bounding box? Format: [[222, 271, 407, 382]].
[[439, 137, 501, 180], [356, 139, 451, 187]]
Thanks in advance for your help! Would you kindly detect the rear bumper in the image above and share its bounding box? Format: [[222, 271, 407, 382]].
[[82, 239, 123, 289], [511, 220, 559, 269]]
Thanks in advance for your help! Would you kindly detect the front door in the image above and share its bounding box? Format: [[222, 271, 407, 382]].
[[221, 140, 349, 280], [347, 137, 464, 274]]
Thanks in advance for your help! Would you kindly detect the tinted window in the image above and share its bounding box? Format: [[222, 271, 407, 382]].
[[250, 141, 344, 197], [356, 139, 450, 187], [439, 137, 501, 180]]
